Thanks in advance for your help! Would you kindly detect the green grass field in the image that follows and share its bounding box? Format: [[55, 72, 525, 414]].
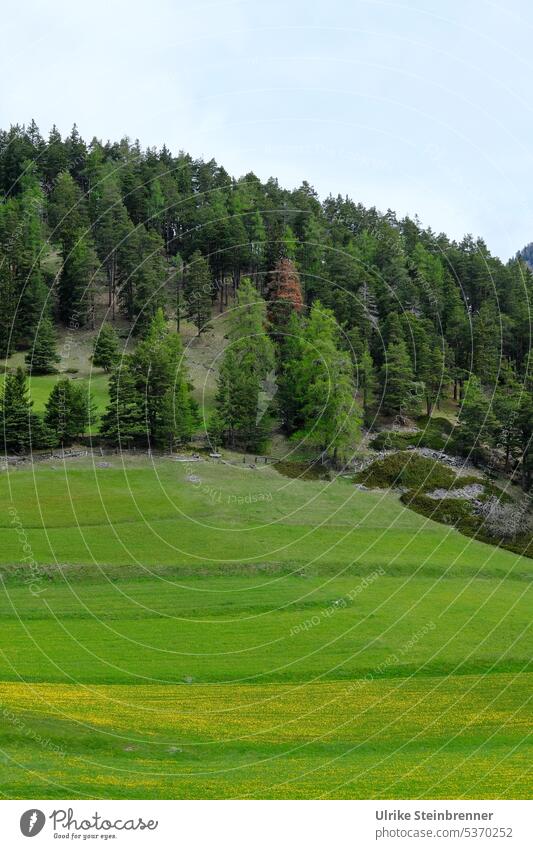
[[0, 456, 531, 798]]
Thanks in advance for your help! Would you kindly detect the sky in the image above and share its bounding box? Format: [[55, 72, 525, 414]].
[[2, 0, 533, 259]]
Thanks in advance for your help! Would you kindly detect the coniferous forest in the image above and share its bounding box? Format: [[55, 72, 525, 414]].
[[1, 121, 532, 492]]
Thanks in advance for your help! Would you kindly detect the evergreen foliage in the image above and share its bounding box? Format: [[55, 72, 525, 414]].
[[25, 317, 59, 374], [0, 121, 531, 484], [0, 367, 52, 452], [92, 323, 120, 372], [44, 379, 93, 444]]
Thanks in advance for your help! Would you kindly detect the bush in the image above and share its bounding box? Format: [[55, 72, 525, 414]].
[[403, 490, 533, 558], [370, 416, 453, 452], [354, 452, 458, 492], [274, 460, 330, 480]]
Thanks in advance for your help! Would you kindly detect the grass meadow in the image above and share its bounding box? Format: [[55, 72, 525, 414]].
[[0, 455, 530, 798]]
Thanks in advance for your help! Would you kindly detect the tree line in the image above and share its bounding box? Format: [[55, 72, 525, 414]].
[[0, 121, 531, 486]]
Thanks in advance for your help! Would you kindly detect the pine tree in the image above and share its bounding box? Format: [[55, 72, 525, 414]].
[[92, 323, 120, 372], [58, 234, 97, 326], [454, 375, 499, 463], [213, 284, 274, 450], [25, 317, 60, 374], [296, 302, 360, 463], [183, 250, 212, 335], [267, 257, 303, 336], [214, 345, 267, 451], [100, 367, 146, 447], [101, 310, 196, 448], [0, 368, 52, 452], [44, 379, 93, 444], [276, 310, 305, 433], [420, 345, 448, 417], [493, 360, 524, 471], [359, 344, 379, 426], [48, 171, 88, 251], [380, 339, 419, 416]]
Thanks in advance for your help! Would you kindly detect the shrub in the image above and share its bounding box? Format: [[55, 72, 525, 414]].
[[370, 416, 453, 452], [354, 452, 458, 492]]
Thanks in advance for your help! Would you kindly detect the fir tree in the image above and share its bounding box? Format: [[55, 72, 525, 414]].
[[420, 345, 448, 417], [183, 250, 212, 335], [100, 367, 146, 447], [454, 375, 499, 463], [380, 339, 419, 416], [44, 379, 93, 444], [92, 323, 120, 372], [296, 302, 360, 464], [213, 284, 274, 450], [101, 310, 196, 448], [359, 344, 379, 426], [0, 368, 52, 453], [276, 310, 305, 433], [58, 234, 97, 326], [25, 317, 60, 374]]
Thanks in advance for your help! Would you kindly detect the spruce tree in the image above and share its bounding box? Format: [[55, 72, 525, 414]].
[[380, 339, 418, 416], [454, 375, 499, 463], [296, 302, 360, 463], [359, 344, 379, 426], [44, 379, 93, 444], [213, 283, 274, 450], [276, 310, 305, 433], [0, 368, 52, 453], [25, 317, 60, 374], [100, 367, 146, 447], [58, 234, 97, 326], [101, 310, 196, 448], [183, 251, 212, 335], [420, 345, 448, 417], [214, 345, 267, 451], [92, 323, 120, 372]]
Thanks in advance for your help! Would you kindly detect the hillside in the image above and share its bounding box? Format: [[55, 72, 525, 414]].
[[0, 122, 531, 801]]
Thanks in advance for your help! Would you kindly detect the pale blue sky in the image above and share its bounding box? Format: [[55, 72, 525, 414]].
[[2, 0, 533, 258]]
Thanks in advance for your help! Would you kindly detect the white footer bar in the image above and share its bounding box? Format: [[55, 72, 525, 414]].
[[2, 799, 531, 848]]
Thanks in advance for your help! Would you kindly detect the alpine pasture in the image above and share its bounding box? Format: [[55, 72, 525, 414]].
[[0, 455, 530, 799]]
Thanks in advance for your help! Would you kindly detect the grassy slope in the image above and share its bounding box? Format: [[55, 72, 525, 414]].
[[0, 457, 531, 798], [0, 457, 529, 576], [0, 329, 111, 431], [0, 313, 226, 425], [0, 675, 530, 799]]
